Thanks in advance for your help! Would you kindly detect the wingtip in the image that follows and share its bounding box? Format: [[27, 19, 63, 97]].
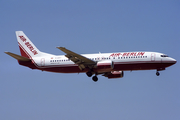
[[4, 51, 9, 54], [56, 47, 65, 49]]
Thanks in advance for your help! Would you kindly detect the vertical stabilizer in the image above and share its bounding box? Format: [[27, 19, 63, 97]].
[[16, 31, 42, 58]]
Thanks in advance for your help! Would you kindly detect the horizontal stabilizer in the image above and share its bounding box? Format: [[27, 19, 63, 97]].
[[5, 52, 31, 61]]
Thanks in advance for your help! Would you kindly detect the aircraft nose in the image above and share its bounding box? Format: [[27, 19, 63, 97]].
[[171, 58, 177, 64]]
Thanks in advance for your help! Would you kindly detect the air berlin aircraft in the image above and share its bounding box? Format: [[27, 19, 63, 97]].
[[5, 31, 177, 82]]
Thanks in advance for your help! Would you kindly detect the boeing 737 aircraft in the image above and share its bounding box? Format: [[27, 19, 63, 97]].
[[5, 31, 176, 82]]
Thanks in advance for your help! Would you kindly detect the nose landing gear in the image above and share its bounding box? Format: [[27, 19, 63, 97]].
[[156, 68, 165, 76], [156, 71, 160, 76]]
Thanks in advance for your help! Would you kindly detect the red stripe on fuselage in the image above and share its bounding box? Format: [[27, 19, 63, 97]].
[[33, 62, 174, 73]]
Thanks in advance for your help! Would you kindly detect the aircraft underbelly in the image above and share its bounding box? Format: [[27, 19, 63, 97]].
[[113, 62, 171, 71]]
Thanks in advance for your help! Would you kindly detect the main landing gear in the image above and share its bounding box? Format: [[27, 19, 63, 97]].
[[86, 71, 98, 82], [86, 71, 93, 77], [92, 76, 98, 82]]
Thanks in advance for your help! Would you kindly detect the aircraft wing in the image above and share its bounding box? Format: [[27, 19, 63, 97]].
[[5, 52, 31, 61], [57, 47, 96, 70]]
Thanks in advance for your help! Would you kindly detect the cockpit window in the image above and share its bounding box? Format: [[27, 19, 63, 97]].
[[161, 54, 168, 57]]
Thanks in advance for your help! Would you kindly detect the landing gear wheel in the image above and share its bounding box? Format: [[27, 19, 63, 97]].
[[86, 71, 92, 77], [156, 71, 160, 76], [92, 76, 98, 82]]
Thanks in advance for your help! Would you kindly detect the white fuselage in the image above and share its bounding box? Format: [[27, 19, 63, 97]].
[[6, 31, 176, 81], [30, 51, 176, 73]]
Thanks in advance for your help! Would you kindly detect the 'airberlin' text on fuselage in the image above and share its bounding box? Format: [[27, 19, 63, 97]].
[[19, 36, 38, 55], [110, 52, 145, 57]]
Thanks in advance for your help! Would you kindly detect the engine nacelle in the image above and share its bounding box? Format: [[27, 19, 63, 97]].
[[96, 60, 114, 70], [107, 71, 124, 79]]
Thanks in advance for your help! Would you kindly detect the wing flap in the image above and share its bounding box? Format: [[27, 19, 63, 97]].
[[5, 52, 31, 61]]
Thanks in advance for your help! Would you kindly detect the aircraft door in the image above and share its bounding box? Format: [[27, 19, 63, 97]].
[[41, 58, 45, 66], [151, 53, 155, 61]]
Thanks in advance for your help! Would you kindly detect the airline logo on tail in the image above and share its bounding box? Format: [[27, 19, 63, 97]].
[[19, 36, 38, 55]]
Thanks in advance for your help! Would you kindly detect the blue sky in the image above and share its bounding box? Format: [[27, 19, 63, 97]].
[[0, 0, 180, 120]]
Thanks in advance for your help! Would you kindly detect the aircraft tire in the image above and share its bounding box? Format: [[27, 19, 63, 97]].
[[92, 76, 98, 82], [156, 71, 160, 76], [86, 71, 93, 77]]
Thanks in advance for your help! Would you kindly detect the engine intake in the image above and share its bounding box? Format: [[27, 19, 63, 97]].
[[96, 60, 114, 70], [107, 71, 124, 79]]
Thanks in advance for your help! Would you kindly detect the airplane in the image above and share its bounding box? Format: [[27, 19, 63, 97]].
[[5, 31, 177, 82]]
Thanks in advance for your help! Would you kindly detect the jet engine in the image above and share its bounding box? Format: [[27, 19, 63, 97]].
[[96, 60, 114, 70], [106, 71, 124, 79]]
